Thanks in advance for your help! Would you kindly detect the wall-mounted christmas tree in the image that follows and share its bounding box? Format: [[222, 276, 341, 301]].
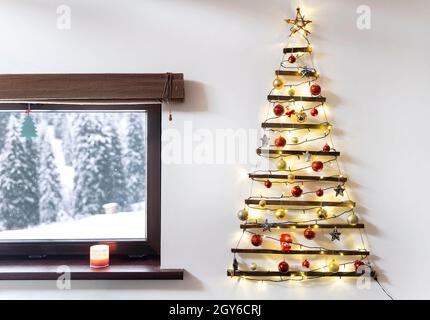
[[228, 8, 375, 282]]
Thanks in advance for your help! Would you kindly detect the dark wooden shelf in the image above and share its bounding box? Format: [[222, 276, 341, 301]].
[[276, 70, 318, 77], [268, 95, 326, 103], [256, 148, 340, 157], [240, 223, 364, 230], [262, 122, 331, 130], [245, 199, 356, 208], [283, 47, 313, 54], [227, 270, 375, 278], [249, 173, 347, 183], [0, 257, 184, 280], [231, 249, 369, 256]]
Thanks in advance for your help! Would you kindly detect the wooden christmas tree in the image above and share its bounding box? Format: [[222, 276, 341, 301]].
[[228, 8, 375, 282]]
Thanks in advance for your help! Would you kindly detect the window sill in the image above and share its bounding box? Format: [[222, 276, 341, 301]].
[[0, 257, 184, 280]]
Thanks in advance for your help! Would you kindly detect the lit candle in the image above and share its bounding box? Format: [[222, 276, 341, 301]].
[[90, 245, 109, 268]]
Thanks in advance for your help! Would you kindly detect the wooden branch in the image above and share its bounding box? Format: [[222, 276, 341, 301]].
[[0, 73, 185, 103], [256, 148, 340, 157], [245, 199, 356, 208], [231, 249, 369, 256], [261, 122, 331, 130], [249, 173, 347, 183], [240, 223, 364, 230], [283, 47, 313, 54], [268, 95, 326, 103], [276, 70, 317, 77], [227, 270, 375, 278]]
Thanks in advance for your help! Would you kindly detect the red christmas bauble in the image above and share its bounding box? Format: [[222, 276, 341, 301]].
[[304, 227, 316, 240], [275, 136, 287, 147], [279, 233, 293, 251], [310, 84, 321, 96], [316, 188, 324, 197], [280, 233, 293, 251], [287, 55, 296, 64], [278, 261, 290, 273], [251, 234, 263, 247], [264, 180, 272, 188], [354, 260, 365, 271], [310, 108, 319, 117], [273, 104, 285, 117], [323, 144, 331, 152], [291, 185, 303, 197], [281, 243, 292, 251], [311, 161, 324, 172], [286, 109, 296, 118], [302, 259, 310, 269], [280, 233, 293, 244]]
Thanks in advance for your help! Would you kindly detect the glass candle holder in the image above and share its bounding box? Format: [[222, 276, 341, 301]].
[[90, 245, 109, 268]]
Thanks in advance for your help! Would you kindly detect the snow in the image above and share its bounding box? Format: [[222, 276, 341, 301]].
[[0, 210, 146, 240], [0, 112, 148, 239], [48, 123, 75, 207]]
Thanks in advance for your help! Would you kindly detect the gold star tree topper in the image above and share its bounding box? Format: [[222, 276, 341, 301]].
[[285, 7, 312, 39]]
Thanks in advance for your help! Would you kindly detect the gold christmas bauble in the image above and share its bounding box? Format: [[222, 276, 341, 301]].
[[288, 88, 296, 96], [347, 213, 359, 226], [237, 208, 249, 221], [288, 173, 295, 181], [328, 259, 340, 273], [275, 208, 287, 220], [273, 77, 284, 90], [258, 199, 267, 208], [316, 208, 328, 219], [276, 158, 287, 170], [250, 262, 258, 271], [296, 111, 307, 123], [291, 136, 299, 144]]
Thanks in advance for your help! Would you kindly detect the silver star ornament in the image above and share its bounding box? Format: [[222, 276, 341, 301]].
[[329, 227, 342, 241]]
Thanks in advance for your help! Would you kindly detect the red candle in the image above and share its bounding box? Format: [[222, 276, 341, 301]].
[[90, 245, 109, 268]]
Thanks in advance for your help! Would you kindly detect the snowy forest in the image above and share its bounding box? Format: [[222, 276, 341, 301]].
[[0, 111, 147, 237]]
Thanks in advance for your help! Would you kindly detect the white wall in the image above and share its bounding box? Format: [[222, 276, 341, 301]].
[[0, 0, 428, 299]]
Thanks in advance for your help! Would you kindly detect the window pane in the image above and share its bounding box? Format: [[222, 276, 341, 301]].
[[0, 111, 147, 240]]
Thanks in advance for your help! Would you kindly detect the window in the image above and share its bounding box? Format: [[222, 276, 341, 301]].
[[0, 104, 161, 257], [0, 73, 183, 279]]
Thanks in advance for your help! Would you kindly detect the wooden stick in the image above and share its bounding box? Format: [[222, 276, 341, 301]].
[[245, 199, 356, 208], [268, 95, 326, 103], [283, 47, 312, 54], [261, 122, 331, 130], [276, 70, 318, 77], [231, 249, 369, 256], [227, 270, 375, 277], [249, 173, 347, 183], [240, 223, 364, 230], [256, 148, 340, 157]]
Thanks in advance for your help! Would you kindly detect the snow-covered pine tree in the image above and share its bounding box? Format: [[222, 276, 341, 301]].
[[62, 114, 76, 167], [103, 119, 127, 209], [0, 113, 10, 151], [51, 113, 66, 139], [38, 128, 62, 224], [124, 113, 147, 206], [0, 115, 40, 230], [73, 114, 113, 217]]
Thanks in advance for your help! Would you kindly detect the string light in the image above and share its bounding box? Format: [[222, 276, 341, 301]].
[[229, 6, 379, 290]]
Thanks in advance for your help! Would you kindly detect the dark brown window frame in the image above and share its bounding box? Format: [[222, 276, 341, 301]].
[[0, 103, 161, 258], [0, 73, 184, 279]]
